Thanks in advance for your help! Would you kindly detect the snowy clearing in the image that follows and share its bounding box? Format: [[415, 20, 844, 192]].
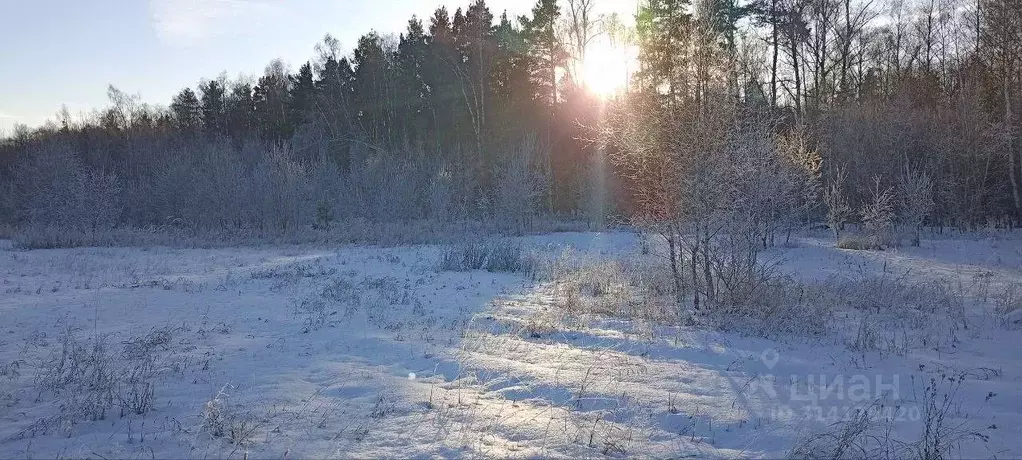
[[0, 231, 1020, 458]]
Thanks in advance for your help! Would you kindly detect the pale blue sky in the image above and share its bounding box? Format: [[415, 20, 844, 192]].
[[0, 0, 636, 133]]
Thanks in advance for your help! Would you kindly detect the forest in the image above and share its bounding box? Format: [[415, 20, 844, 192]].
[[0, 0, 1020, 247], [4, 2, 1022, 457]]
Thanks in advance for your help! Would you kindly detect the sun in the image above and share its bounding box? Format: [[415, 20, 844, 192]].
[[579, 40, 633, 99]]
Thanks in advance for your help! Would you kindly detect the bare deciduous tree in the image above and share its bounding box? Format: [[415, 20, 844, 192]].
[[898, 165, 935, 246]]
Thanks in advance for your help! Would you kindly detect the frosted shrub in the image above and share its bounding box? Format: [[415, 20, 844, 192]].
[[426, 164, 456, 221], [257, 145, 313, 232], [824, 168, 853, 241], [706, 275, 834, 338], [484, 240, 534, 274], [203, 386, 230, 438], [27, 324, 172, 436], [202, 384, 259, 445], [16, 143, 122, 231], [350, 155, 426, 223], [439, 239, 535, 275], [439, 241, 489, 271], [34, 327, 118, 430], [898, 166, 935, 247], [861, 176, 896, 249], [836, 234, 872, 250], [492, 135, 549, 234]]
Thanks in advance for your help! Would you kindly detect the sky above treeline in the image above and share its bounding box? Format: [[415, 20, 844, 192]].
[[0, 0, 638, 133]]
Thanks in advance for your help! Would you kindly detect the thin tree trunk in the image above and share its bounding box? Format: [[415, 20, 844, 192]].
[[1008, 72, 1021, 222], [691, 240, 700, 311], [666, 227, 685, 309], [771, 0, 779, 107], [790, 32, 803, 116], [702, 225, 715, 303]]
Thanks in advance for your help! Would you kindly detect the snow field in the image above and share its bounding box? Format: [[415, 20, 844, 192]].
[[0, 231, 1019, 458]]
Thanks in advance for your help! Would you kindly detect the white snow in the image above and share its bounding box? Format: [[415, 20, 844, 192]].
[[0, 231, 1020, 458]]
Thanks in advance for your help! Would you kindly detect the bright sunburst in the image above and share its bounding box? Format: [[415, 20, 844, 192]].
[[579, 40, 633, 99]]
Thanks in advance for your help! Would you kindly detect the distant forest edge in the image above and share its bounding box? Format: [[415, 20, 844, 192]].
[[2, 0, 1022, 248]]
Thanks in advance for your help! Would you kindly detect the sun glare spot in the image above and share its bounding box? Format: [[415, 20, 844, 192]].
[[580, 41, 633, 98]]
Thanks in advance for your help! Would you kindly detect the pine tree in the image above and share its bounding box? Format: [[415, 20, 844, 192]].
[[352, 32, 394, 146], [426, 7, 463, 155], [522, 0, 566, 110], [635, 0, 693, 104], [491, 12, 534, 141], [290, 62, 316, 129], [460, 0, 496, 173], [396, 17, 431, 149], [225, 80, 255, 143], [170, 88, 202, 132], [313, 35, 357, 170], [253, 59, 294, 142], [199, 77, 228, 136]]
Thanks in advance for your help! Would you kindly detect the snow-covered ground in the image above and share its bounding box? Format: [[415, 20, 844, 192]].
[[0, 231, 1020, 458]]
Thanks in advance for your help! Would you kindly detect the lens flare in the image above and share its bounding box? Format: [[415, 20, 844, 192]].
[[580, 41, 632, 98]]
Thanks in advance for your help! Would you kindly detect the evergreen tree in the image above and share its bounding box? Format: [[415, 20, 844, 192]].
[[313, 36, 357, 170], [459, 0, 496, 170], [635, 0, 693, 104], [352, 32, 394, 146], [426, 7, 462, 155], [396, 17, 431, 149], [225, 80, 255, 143], [170, 87, 202, 131], [253, 59, 293, 142], [521, 0, 567, 210], [290, 62, 316, 128], [702, 0, 754, 52], [522, 0, 567, 110], [199, 77, 228, 136], [491, 11, 534, 141]]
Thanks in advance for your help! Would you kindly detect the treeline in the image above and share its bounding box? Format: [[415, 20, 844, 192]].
[[0, 0, 605, 239], [602, 0, 1022, 309], [613, 0, 1022, 231], [748, 0, 1022, 229], [1, 0, 1021, 246]]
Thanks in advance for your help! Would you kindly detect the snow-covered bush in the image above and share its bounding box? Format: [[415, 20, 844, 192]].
[[492, 135, 550, 235], [787, 399, 884, 459], [426, 163, 456, 221], [705, 274, 835, 337], [202, 384, 258, 444], [898, 166, 935, 247], [27, 324, 174, 436], [824, 168, 854, 241], [835, 168, 932, 251], [861, 176, 897, 249], [995, 282, 1022, 327], [547, 258, 678, 324], [439, 241, 489, 271], [439, 239, 535, 275], [604, 93, 823, 313], [836, 234, 872, 250], [35, 327, 118, 428], [14, 143, 122, 232], [349, 155, 425, 223]]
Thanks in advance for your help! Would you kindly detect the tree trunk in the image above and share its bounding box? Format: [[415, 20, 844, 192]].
[[702, 225, 715, 304], [666, 228, 685, 310], [790, 32, 803, 116], [771, 0, 779, 107], [1008, 72, 1021, 222], [691, 239, 700, 311]]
